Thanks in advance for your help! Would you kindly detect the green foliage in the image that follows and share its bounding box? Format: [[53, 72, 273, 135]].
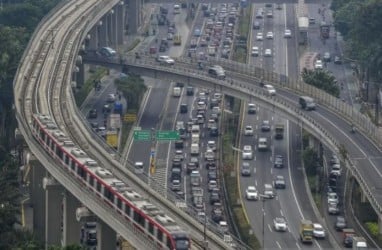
[[302, 147, 320, 176], [115, 74, 147, 111], [301, 68, 340, 97], [74, 67, 108, 106], [365, 221, 379, 236]]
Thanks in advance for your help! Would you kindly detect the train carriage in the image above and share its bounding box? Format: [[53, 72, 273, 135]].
[[31, 114, 190, 249]]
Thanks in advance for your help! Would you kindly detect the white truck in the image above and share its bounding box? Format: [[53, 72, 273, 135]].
[[352, 237, 367, 250], [190, 143, 199, 155], [173, 87, 181, 97], [191, 133, 200, 144]]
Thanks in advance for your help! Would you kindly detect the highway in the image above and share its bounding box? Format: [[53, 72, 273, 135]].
[[13, 0, 382, 249]]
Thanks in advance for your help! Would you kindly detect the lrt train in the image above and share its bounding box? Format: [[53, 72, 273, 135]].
[[31, 114, 190, 250]]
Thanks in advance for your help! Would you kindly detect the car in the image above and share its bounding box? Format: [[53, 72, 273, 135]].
[[206, 162, 217, 170], [88, 109, 98, 119], [284, 29, 292, 38], [208, 170, 217, 181], [207, 141, 216, 151], [274, 175, 286, 189], [313, 223, 326, 238], [209, 192, 220, 204], [256, 32, 263, 41], [244, 125, 254, 136], [242, 145, 253, 160], [241, 162, 251, 176], [335, 216, 347, 231], [323, 52, 331, 62], [334, 55, 342, 64], [264, 49, 272, 57], [248, 103, 257, 114], [344, 235, 354, 248], [273, 217, 288, 231], [330, 164, 342, 177], [258, 137, 268, 151], [245, 186, 258, 200], [167, 33, 174, 40], [251, 46, 259, 56], [274, 155, 284, 168], [170, 179, 181, 191], [266, 10, 273, 18], [261, 120, 271, 131], [208, 180, 218, 192], [174, 150, 184, 161], [264, 84, 276, 95], [309, 17, 315, 24], [156, 55, 175, 65], [194, 28, 202, 37], [102, 103, 111, 113], [208, 65, 226, 79], [328, 202, 340, 215], [328, 192, 339, 204], [106, 94, 116, 103], [266, 31, 274, 39], [253, 21, 261, 29], [315, 60, 323, 69], [330, 154, 340, 165]]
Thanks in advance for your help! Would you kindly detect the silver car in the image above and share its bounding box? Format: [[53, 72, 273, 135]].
[[241, 162, 251, 176]]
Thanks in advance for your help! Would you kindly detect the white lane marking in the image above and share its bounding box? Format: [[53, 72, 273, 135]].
[[184, 175, 187, 202], [280, 209, 284, 217], [295, 242, 302, 250], [254, 167, 257, 174], [276, 241, 282, 249], [255, 180, 258, 187], [270, 167, 273, 175], [268, 224, 273, 232]]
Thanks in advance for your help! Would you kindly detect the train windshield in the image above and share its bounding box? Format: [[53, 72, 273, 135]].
[[175, 239, 189, 250]]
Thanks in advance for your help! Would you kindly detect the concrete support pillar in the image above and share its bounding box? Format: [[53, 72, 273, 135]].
[[107, 10, 115, 47], [88, 26, 98, 51], [43, 177, 63, 249], [98, 18, 108, 47], [116, 1, 125, 46], [127, 0, 141, 34], [360, 189, 367, 203], [30, 160, 46, 242], [62, 192, 81, 246], [98, 220, 116, 250]]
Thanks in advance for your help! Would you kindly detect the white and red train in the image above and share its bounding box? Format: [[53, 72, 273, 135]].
[[31, 114, 190, 250]]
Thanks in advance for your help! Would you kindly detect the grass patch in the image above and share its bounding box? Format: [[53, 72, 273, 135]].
[[364, 221, 382, 244], [232, 47, 247, 63], [221, 98, 261, 249], [74, 67, 108, 106], [126, 38, 141, 52], [232, 6, 252, 63]]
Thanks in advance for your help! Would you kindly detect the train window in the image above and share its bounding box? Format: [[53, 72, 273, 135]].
[[125, 205, 131, 215], [50, 141, 55, 151], [108, 193, 114, 203], [117, 198, 122, 209], [40, 131, 45, 141], [166, 237, 171, 249], [78, 167, 85, 179], [96, 182, 101, 192], [89, 176, 94, 186], [157, 230, 163, 242], [64, 155, 69, 165], [148, 223, 154, 234], [71, 161, 76, 170], [104, 189, 114, 202], [56, 147, 63, 159], [133, 211, 145, 227]]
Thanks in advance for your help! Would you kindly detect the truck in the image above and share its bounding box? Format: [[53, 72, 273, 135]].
[[173, 34, 182, 45], [191, 133, 200, 144], [113, 101, 123, 115], [173, 87, 181, 97], [298, 17, 309, 45], [320, 21, 330, 39], [299, 219, 314, 243], [275, 124, 284, 139], [352, 236, 367, 250]]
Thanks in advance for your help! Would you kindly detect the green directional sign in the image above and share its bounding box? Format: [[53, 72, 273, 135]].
[[156, 130, 179, 141], [133, 130, 151, 141]]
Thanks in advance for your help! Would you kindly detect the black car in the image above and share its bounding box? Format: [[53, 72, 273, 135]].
[[343, 235, 353, 248], [261, 120, 271, 132], [187, 162, 198, 174], [210, 127, 219, 137], [175, 140, 184, 149], [186, 86, 194, 96], [208, 170, 217, 181], [88, 109, 98, 119], [180, 104, 188, 113], [206, 162, 216, 170], [209, 192, 220, 204]]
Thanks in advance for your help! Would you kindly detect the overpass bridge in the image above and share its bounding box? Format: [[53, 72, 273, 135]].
[[13, 0, 382, 249], [82, 54, 382, 222]]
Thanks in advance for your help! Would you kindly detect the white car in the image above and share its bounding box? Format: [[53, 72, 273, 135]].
[[327, 192, 339, 204], [264, 84, 276, 95], [313, 223, 326, 238], [245, 186, 258, 200], [256, 32, 263, 41], [284, 29, 292, 38], [273, 217, 288, 231], [251, 46, 259, 56], [266, 31, 274, 39], [157, 55, 175, 65], [244, 125, 254, 136], [330, 164, 342, 176], [315, 59, 323, 69], [242, 145, 253, 160], [264, 49, 272, 57]]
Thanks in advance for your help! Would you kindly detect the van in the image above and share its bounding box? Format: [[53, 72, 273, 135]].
[[180, 103, 188, 113], [190, 143, 200, 155], [299, 96, 316, 110]]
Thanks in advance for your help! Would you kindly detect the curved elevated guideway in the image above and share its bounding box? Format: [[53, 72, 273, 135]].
[[13, 0, 382, 249], [13, 0, 240, 249]]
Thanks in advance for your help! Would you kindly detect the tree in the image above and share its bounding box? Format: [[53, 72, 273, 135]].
[[301, 68, 340, 97], [114, 74, 147, 111]]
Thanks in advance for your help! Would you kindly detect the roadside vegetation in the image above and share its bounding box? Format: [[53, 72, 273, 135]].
[[232, 6, 252, 63], [301, 68, 340, 98], [74, 67, 108, 106], [221, 98, 260, 249]]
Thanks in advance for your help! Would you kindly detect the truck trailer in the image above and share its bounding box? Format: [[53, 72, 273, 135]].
[[300, 219, 314, 243]]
